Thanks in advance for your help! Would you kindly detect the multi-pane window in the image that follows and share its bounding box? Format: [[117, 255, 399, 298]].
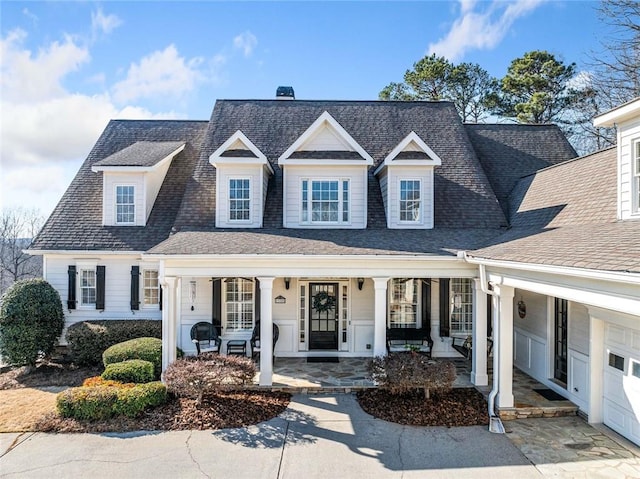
[[301, 179, 349, 223], [143, 270, 159, 306], [225, 278, 254, 331], [450, 278, 473, 334], [389, 278, 418, 328], [80, 269, 96, 306], [399, 180, 421, 222], [115, 185, 135, 224], [229, 179, 250, 221], [634, 140, 640, 213]]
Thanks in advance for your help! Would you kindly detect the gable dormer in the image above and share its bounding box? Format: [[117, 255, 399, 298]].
[[374, 132, 442, 229], [594, 97, 640, 221], [209, 130, 273, 228], [278, 112, 373, 228], [92, 141, 185, 226]]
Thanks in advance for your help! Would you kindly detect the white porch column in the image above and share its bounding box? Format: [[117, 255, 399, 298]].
[[588, 312, 605, 423], [373, 277, 390, 356], [161, 276, 178, 374], [257, 276, 275, 386], [471, 279, 488, 386], [494, 284, 515, 408]]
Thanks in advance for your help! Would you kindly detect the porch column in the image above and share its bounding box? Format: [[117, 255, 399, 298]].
[[587, 311, 605, 423], [257, 276, 275, 386], [494, 284, 515, 408], [471, 279, 488, 386], [373, 277, 390, 356], [161, 276, 178, 374]]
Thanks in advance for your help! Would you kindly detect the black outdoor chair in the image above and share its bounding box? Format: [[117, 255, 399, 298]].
[[190, 321, 222, 355], [250, 321, 279, 361]]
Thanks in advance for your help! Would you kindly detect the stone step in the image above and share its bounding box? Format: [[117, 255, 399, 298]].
[[498, 405, 579, 421]]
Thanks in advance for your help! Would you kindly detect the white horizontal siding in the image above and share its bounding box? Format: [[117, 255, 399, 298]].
[[386, 166, 434, 229], [618, 117, 640, 219], [103, 173, 145, 226], [215, 165, 264, 228], [144, 159, 172, 221], [379, 171, 388, 225], [300, 124, 351, 151], [569, 301, 590, 356]]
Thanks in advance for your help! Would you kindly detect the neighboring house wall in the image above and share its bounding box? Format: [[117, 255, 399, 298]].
[[617, 116, 640, 219]]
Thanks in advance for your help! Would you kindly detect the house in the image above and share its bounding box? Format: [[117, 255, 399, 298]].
[[29, 91, 640, 446]]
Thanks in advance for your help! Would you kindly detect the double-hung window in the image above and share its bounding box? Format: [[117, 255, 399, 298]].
[[80, 269, 96, 306], [225, 278, 254, 331], [115, 185, 135, 224], [301, 179, 349, 224], [634, 140, 640, 213], [449, 278, 473, 334], [229, 178, 251, 221], [389, 278, 418, 328], [399, 180, 421, 222], [143, 270, 159, 307]]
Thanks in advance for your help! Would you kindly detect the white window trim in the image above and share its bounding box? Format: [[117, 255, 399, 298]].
[[141, 269, 160, 309], [223, 278, 255, 334], [114, 184, 136, 225], [228, 177, 252, 223], [633, 138, 640, 215], [76, 261, 97, 309], [398, 178, 423, 224], [449, 278, 473, 336], [387, 278, 420, 328], [300, 178, 351, 225]]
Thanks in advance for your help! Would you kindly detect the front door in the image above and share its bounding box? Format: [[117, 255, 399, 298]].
[[553, 297, 568, 384], [309, 283, 339, 350]]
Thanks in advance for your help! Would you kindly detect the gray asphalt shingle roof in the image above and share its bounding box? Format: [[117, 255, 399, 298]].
[[92, 141, 185, 168]]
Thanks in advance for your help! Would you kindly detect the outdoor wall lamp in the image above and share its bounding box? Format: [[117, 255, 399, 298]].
[[357, 277, 365, 290], [189, 280, 197, 311], [284, 277, 291, 290]]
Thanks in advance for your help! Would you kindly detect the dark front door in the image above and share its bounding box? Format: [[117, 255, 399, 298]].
[[554, 297, 568, 384], [309, 283, 339, 350]]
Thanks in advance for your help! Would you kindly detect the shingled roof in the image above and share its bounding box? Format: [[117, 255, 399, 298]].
[[92, 141, 185, 168]]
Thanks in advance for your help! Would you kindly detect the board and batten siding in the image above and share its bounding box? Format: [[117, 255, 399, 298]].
[[215, 165, 266, 228], [283, 165, 368, 228], [618, 116, 640, 219], [385, 167, 435, 229], [102, 173, 145, 226]]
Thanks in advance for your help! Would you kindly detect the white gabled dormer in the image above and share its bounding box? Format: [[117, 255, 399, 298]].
[[374, 131, 442, 229], [209, 130, 273, 228], [92, 141, 185, 226], [278, 111, 373, 229], [594, 97, 640, 221]]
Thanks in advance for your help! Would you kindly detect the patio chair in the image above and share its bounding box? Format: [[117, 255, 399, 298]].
[[250, 321, 279, 361], [190, 321, 222, 355], [452, 335, 493, 360]]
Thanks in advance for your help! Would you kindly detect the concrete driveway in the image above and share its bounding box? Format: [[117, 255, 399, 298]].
[[1, 394, 639, 478]]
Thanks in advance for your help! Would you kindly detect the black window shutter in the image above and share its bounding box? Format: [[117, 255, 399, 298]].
[[421, 279, 433, 343], [487, 294, 493, 337], [439, 278, 450, 337], [130, 266, 140, 310], [67, 265, 76, 310], [96, 266, 106, 310], [212, 279, 222, 335], [254, 279, 261, 323], [159, 285, 162, 311]]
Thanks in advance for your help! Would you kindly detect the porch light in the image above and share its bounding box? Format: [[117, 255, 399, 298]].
[[357, 277, 365, 290], [284, 277, 291, 290], [189, 280, 197, 311]]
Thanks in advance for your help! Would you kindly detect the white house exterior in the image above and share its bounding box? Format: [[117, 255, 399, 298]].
[[29, 95, 640, 446]]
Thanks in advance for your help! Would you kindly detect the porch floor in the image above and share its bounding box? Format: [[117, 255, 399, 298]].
[[265, 357, 579, 420]]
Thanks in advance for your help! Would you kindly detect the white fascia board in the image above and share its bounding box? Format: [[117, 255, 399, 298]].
[[91, 144, 185, 173], [278, 111, 374, 165], [593, 97, 640, 127], [374, 131, 442, 176], [277, 159, 371, 167], [209, 130, 273, 173]]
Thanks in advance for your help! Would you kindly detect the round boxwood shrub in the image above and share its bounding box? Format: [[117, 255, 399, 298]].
[[0, 279, 65, 367], [102, 359, 155, 384], [103, 337, 162, 379]]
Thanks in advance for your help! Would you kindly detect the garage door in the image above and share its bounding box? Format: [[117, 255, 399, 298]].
[[603, 323, 640, 446]]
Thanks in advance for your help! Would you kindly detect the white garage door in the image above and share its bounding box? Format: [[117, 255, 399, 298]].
[[603, 322, 640, 446]]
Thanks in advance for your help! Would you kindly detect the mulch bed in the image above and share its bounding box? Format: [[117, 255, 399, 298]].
[[35, 391, 291, 433], [0, 363, 103, 390], [357, 388, 489, 427]]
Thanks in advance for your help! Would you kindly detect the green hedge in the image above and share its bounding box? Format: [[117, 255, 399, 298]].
[[56, 381, 167, 420], [66, 320, 162, 366], [103, 337, 162, 379], [102, 359, 155, 384]]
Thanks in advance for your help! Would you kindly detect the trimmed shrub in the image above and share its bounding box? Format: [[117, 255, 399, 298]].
[[164, 353, 257, 405], [0, 279, 65, 367], [56, 381, 167, 420], [102, 359, 155, 384], [66, 320, 161, 366], [103, 337, 162, 379], [369, 354, 456, 399], [83, 376, 134, 388]]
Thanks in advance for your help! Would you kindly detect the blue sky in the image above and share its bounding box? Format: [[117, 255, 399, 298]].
[[1, 1, 604, 220]]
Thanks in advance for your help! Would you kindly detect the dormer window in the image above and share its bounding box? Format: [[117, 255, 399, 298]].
[[399, 180, 421, 222], [229, 178, 251, 221], [115, 185, 135, 224], [301, 179, 350, 224]]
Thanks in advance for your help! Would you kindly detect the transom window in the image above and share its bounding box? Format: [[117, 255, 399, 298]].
[[450, 278, 473, 334], [634, 140, 640, 213], [143, 270, 159, 306], [229, 179, 251, 221], [302, 179, 349, 223], [80, 269, 96, 306], [389, 278, 418, 328], [115, 185, 135, 224], [399, 180, 421, 222], [225, 278, 254, 331]]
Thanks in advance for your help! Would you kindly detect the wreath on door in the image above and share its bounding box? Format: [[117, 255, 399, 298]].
[[313, 291, 336, 313]]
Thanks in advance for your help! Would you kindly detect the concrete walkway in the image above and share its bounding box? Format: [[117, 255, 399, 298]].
[[1, 394, 639, 478]]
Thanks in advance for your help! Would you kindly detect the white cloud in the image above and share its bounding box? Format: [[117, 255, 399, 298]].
[[233, 31, 257, 57], [111, 45, 204, 103], [91, 8, 122, 38], [22, 8, 38, 25], [428, 0, 545, 62]]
